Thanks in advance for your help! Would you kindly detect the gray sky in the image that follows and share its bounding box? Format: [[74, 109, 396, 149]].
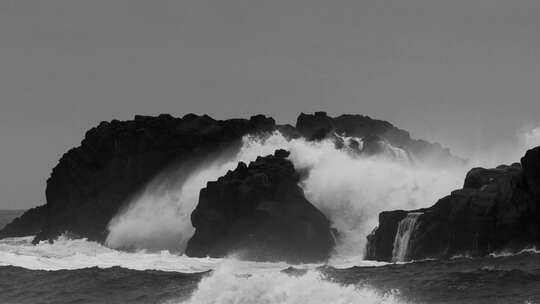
[[1, 0, 540, 209]]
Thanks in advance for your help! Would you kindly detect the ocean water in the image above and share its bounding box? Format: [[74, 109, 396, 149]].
[[0, 234, 539, 304], [0, 210, 25, 230]]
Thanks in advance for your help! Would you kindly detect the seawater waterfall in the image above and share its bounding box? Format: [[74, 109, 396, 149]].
[[392, 212, 423, 262]]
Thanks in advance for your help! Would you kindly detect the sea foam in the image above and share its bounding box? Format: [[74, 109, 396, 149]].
[[0, 236, 386, 272], [175, 260, 405, 304], [0, 236, 221, 272]]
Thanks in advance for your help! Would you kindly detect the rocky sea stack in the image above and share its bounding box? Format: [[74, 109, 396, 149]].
[[186, 149, 336, 263]]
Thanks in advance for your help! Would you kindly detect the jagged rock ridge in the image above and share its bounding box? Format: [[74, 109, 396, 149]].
[[296, 112, 463, 166]]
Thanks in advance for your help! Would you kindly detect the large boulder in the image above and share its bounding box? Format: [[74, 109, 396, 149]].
[[366, 147, 540, 261], [0, 114, 275, 243], [185, 149, 336, 263]]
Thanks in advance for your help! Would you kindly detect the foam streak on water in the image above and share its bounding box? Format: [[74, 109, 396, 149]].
[[0, 236, 222, 272], [0, 236, 386, 272]]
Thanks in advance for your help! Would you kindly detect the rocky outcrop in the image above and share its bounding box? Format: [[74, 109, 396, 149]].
[[1, 111, 460, 250], [366, 147, 540, 262], [185, 149, 336, 263], [365, 210, 408, 262], [296, 112, 462, 166], [0, 206, 47, 239], [0, 114, 275, 243]]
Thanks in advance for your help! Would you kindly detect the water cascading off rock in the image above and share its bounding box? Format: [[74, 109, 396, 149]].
[[392, 212, 423, 262]]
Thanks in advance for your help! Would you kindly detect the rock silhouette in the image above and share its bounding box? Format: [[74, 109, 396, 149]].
[[185, 150, 336, 263], [296, 112, 462, 166]]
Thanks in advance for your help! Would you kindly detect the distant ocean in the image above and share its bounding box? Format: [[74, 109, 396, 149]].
[[0, 210, 24, 230]]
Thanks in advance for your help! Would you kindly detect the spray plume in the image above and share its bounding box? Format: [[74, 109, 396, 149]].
[[106, 131, 466, 260]]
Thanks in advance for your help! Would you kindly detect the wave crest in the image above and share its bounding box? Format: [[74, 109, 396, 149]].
[[176, 261, 405, 304]]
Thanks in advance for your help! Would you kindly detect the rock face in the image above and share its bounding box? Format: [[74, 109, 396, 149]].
[[296, 112, 462, 165], [0, 114, 275, 243], [366, 147, 540, 262], [185, 149, 335, 263], [365, 210, 408, 262]]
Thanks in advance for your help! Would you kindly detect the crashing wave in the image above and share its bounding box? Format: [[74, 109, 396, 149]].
[[106, 131, 465, 261], [0, 235, 222, 272], [0, 235, 386, 272], [174, 260, 405, 304]]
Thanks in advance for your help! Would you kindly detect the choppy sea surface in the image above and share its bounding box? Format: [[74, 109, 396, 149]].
[[1, 212, 540, 304]]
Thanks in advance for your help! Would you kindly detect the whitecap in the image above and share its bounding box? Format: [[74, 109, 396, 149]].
[[174, 260, 406, 304]]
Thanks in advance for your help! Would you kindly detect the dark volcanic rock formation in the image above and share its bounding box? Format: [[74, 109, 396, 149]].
[[366, 147, 540, 262], [296, 112, 461, 165], [365, 210, 408, 262], [0, 111, 459, 251], [185, 150, 335, 263], [0, 114, 275, 243]]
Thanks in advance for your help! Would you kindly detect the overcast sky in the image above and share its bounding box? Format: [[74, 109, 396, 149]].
[[1, 0, 540, 209]]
